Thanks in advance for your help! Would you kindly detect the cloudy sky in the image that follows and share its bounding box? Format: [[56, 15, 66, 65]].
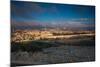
[[11, 1, 95, 30]]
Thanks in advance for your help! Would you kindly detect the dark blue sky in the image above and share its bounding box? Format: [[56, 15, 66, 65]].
[[11, 1, 95, 30]]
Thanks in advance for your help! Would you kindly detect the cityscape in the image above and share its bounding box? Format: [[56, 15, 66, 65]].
[[11, 1, 95, 66], [11, 30, 94, 42]]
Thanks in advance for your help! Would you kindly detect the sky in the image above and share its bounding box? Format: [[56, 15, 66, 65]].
[[11, 1, 95, 30]]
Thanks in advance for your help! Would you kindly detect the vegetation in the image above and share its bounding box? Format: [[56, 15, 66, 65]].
[[11, 41, 57, 52], [11, 35, 95, 52]]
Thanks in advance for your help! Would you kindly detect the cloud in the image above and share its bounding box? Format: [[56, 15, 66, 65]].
[[71, 18, 95, 21], [66, 21, 94, 28], [11, 1, 61, 20], [70, 18, 95, 25], [50, 18, 95, 30], [11, 1, 46, 19]]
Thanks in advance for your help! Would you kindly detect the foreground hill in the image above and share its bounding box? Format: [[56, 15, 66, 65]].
[[11, 35, 95, 66]]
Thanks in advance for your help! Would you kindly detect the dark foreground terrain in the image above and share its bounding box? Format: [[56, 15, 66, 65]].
[[11, 35, 95, 67]]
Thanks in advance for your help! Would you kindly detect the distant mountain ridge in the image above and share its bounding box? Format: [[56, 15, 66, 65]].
[[11, 20, 95, 31]]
